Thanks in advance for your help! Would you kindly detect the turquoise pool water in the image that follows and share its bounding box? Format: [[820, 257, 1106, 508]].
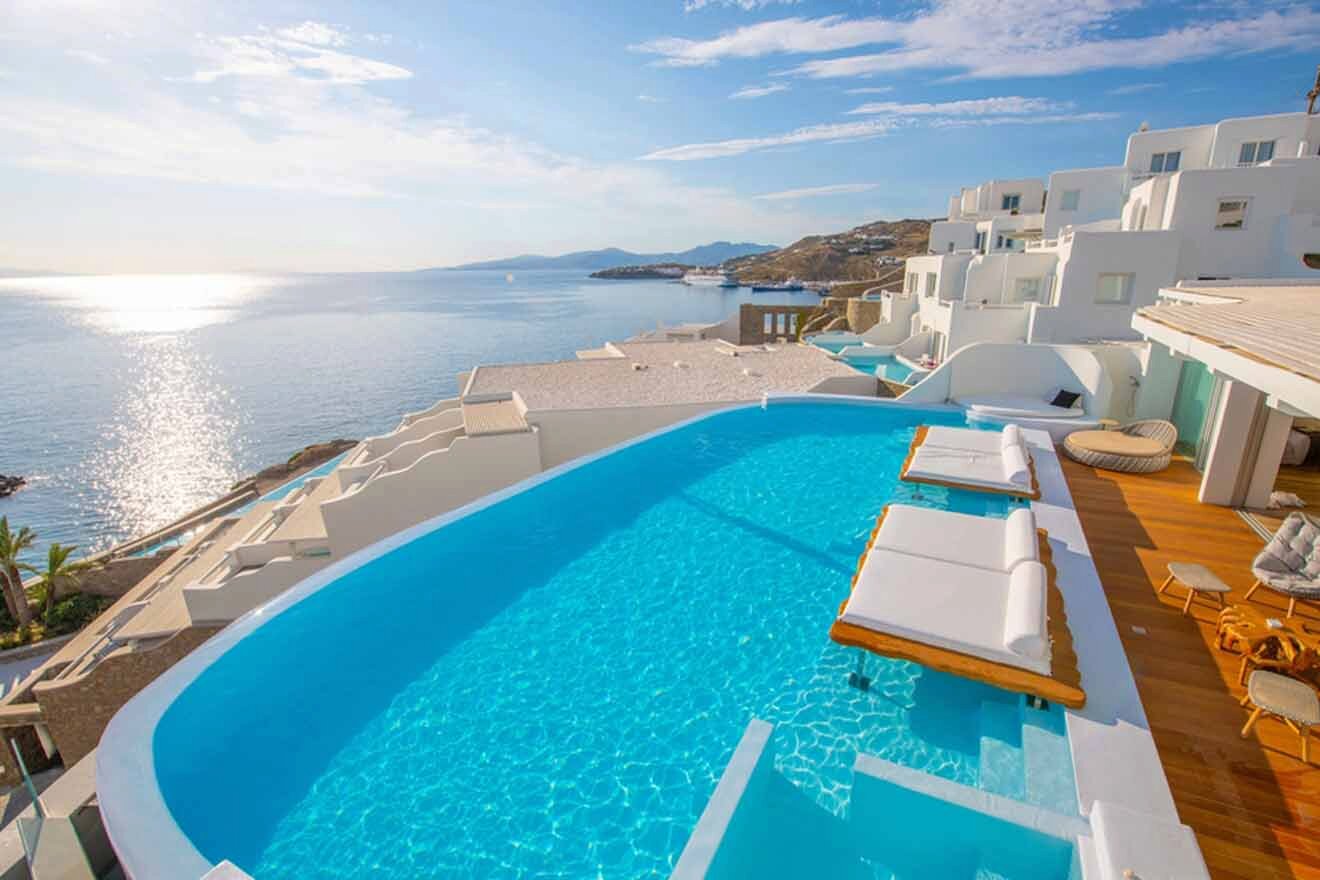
[[843, 354, 916, 384], [810, 337, 857, 354], [148, 402, 1073, 878]]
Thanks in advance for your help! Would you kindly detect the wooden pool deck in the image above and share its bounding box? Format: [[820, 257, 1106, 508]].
[[1060, 456, 1320, 880]]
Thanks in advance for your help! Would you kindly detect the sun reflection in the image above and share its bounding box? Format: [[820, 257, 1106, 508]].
[[0, 273, 274, 334], [80, 336, 246, 548]]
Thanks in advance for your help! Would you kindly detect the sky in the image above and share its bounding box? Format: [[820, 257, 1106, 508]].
[[2, 0, 1318, 273]]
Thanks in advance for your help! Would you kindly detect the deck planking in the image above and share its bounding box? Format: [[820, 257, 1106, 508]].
[[1060, 456, 1320, 880]]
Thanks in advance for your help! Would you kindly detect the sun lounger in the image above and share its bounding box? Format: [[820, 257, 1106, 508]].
[[832, 505, 1085, 708], [901, 425, 1040, 499]]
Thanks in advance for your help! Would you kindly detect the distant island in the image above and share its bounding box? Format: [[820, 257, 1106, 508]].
[[589, 263, 690, 280], [436, 241, 776, 272]]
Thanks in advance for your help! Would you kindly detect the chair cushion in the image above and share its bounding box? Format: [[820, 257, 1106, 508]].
[[1252, 513, 1320, 582], [1066, 430, 1165, 458]]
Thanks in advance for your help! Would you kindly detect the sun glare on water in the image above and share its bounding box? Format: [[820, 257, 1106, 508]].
[[0, 273, 274, 335]]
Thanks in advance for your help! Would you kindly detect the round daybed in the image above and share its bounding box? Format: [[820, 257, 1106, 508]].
[[1063, 420, 1178, 474]]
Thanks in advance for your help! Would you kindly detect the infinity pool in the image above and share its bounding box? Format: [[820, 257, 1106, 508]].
[[108, 402, 1076, 878]]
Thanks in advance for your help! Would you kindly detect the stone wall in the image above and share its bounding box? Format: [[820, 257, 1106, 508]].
[[737, 304, 823, 345], [30, 624, 222, 770], [69, 552, 177, 600], [846, 299, 884, 334]]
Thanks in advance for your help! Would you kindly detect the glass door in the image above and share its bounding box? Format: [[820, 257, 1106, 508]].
[[1169, 359, 1218, 466]]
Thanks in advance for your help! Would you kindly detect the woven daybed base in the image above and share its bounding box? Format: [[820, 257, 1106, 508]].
[[1062, 420, 1176, 474]]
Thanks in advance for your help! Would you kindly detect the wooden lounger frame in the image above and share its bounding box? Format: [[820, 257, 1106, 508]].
[[832, 506, 1085, 709], [899, 425, 1041, 501]]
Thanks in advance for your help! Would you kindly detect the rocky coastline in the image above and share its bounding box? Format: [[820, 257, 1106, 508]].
[[589, 263, 689, 280], [0, 475, 25, 498]]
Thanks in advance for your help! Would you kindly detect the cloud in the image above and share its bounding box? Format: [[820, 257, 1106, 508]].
[[0, 20, 836, 265], [847, 96, 1065, 116], [637, 93, 666, 103], [189, 27, 411, 85], [845, 86, 892, 95], [730, 82, 788, 99], [642, 102, 1114, 161], [755, 182, 879, 200], [65, 49, 108, 65], [684, 0, 800, 11], [642, 118, 898, 161], [631, 15, 899, 67], [636, 3, 1320, 79], [1107, 82, 1161, 95], [277, 21, 348, 47]]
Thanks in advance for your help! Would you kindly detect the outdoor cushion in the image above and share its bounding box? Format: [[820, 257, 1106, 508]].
[[1252, 512, 1320, 585], [1050, 390, 1081, 409], [1065, 430, 1165, 458], [956, 394, 1086, 420]]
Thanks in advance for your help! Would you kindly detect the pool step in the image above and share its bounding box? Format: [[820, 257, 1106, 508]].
[[976, 699, 1025, 802], [1022, 704, 1078, 815]]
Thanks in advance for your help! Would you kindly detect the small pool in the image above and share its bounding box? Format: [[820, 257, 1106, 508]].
[[808, 336, 861, 354], [843, 354, 916, 384], [102, 402, 1075, 878]]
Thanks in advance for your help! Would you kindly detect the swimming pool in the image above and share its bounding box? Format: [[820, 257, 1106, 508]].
[[101, 401, 1076, 878]]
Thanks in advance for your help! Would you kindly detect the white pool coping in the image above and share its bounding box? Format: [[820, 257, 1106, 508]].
[[95, 397, 1198, 878]]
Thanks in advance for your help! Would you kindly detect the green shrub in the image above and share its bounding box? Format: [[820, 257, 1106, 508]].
[[42, 593, 111, 636]]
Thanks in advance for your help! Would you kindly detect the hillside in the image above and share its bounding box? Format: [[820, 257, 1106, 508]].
[[725, 219, 932, 284], [441, 241, 777, 272]]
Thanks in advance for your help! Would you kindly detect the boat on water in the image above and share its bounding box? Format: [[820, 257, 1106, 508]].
[[681, 270, 739, 287], [751, 277, 805, 292]]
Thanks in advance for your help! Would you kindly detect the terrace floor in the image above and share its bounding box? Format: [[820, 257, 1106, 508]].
[[1061, 456, 1320, 880]]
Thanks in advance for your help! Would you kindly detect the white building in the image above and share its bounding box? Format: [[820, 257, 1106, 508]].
[[877, 112, 1320, 364]]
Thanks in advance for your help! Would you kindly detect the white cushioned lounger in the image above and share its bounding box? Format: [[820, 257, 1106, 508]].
[[955, 394, 1085, 420], [840, 548, 1050, 675], [871, 505, 1038, 573], [904, 424, 1034, 496]]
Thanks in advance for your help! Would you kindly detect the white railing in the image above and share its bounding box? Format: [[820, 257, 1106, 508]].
[[365, 407, 464, 460], [398, 396, 461, 430], [380, 426, 466, 474], [228, 536, 331, 569]]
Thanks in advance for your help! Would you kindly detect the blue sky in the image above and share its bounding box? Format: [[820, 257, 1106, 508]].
[[2, 0, 1317, 272]]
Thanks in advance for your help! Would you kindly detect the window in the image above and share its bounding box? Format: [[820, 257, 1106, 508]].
[[1014, 277, 1043, 302], [924, 272, 937, 297], [995, 235, 1005, 250], [1149, 151, 1181, 173], [1095, 273, 1134, 305], [974, 231, 986, 252], [1237, 140, 1275, 166], [905, 272, 918, 294], [1001, 193, 1021, 212], [1215, 199, 1248, 229], [1060, 189, 1081, 211]]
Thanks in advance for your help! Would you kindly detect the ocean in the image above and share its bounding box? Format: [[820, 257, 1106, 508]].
[[1, 270, 819, 555]]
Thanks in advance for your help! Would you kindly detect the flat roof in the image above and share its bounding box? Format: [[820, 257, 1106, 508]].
[[1137, 283, 1320, 384], [1134, 281, 1320, 417], [464, 340, 862, 411]]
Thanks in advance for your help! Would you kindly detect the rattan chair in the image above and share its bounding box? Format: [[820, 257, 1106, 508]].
[[1245, 511, 1320, 618]]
